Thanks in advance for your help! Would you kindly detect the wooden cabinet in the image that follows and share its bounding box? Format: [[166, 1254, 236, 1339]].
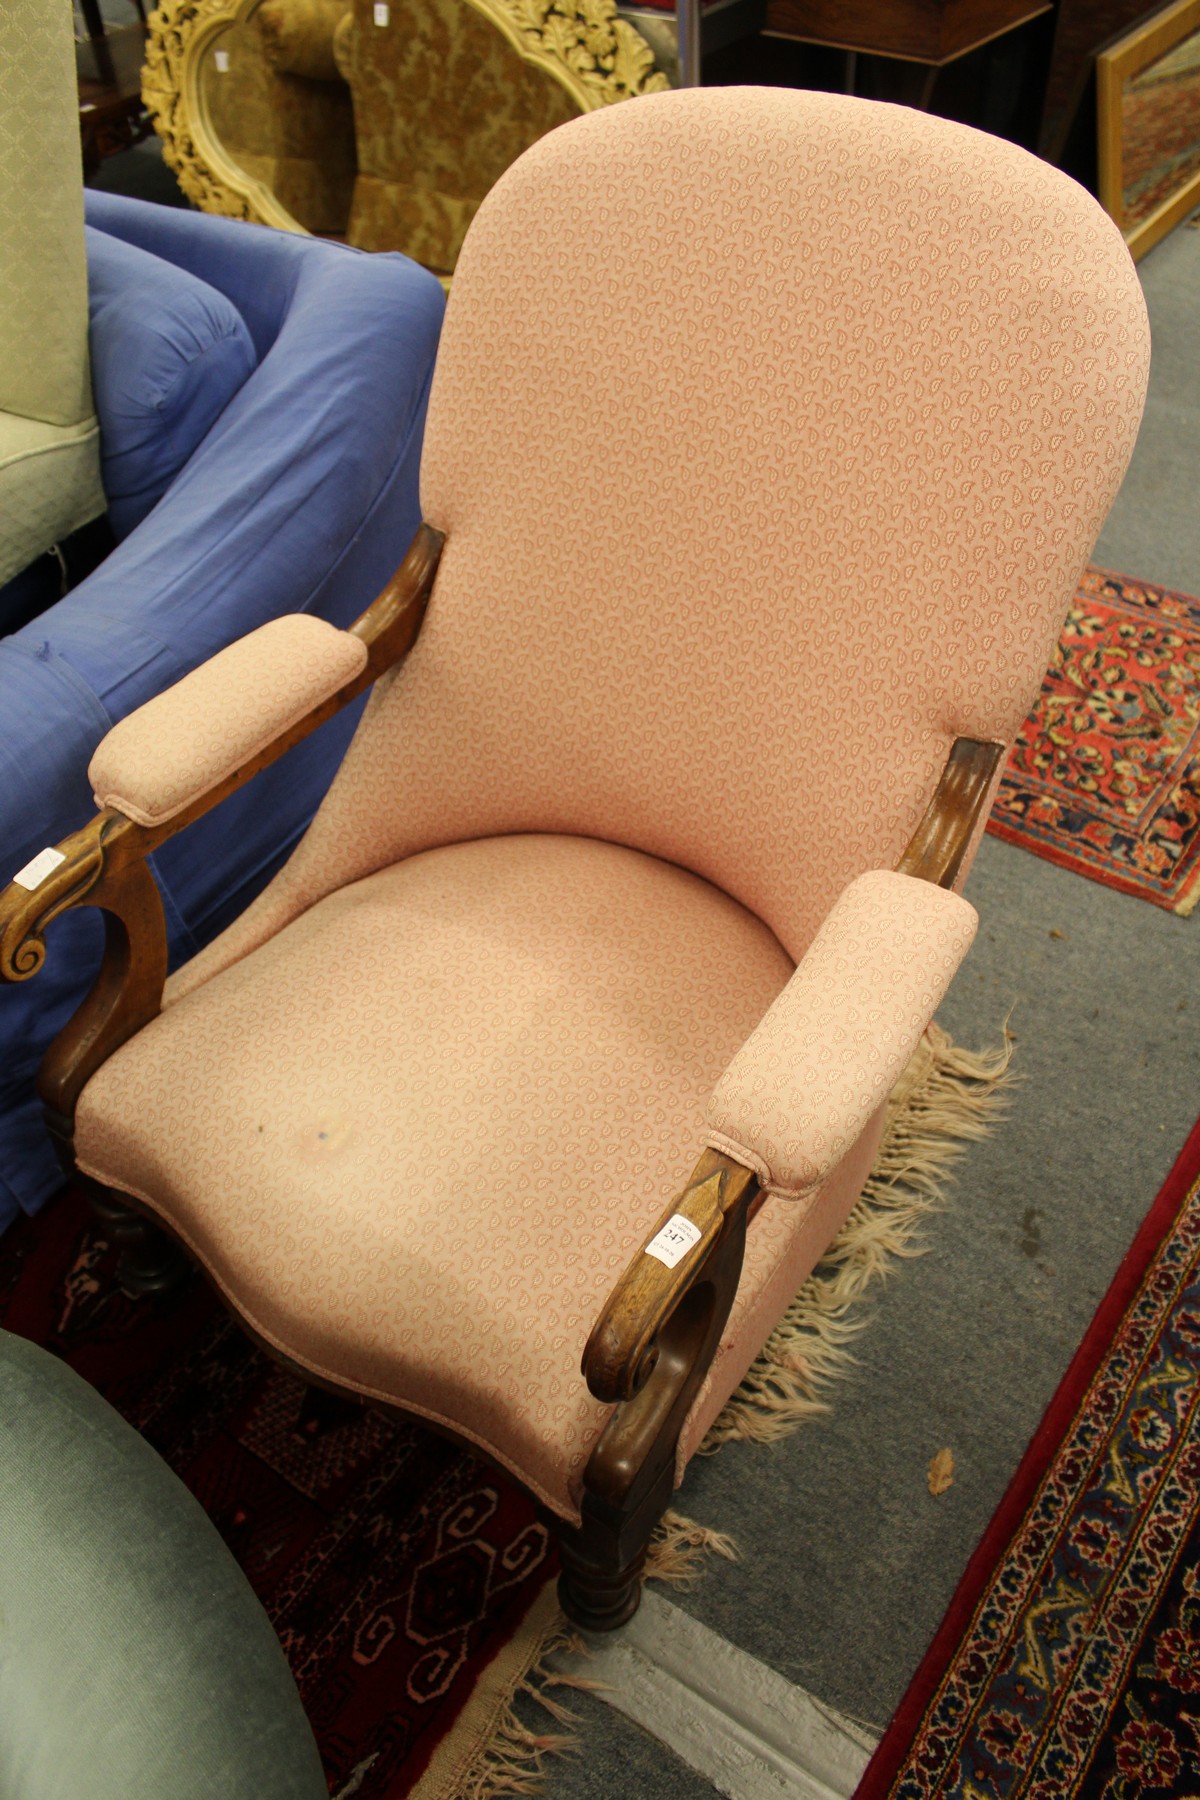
[[764, 0, 1051, 66]]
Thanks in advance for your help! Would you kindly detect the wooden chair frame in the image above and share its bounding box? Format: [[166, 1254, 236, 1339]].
[[0, 524, 1002, 1629]]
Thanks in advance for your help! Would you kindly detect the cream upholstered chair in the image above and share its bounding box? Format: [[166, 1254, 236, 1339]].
[[0, 0, 105, 586], [0, 89, 1149, 1628]]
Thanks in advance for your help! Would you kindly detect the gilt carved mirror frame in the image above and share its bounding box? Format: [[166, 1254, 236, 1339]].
[[142, 0, 310, 232]]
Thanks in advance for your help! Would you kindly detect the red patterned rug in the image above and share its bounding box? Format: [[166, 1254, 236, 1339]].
[[987, 567, 1200, 914], [0, 1187, 554, 1799], [855, 1114, 1200, 1798]]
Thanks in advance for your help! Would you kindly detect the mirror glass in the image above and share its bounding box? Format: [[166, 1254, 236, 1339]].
[[1121, 26, 1200, 227], [198, 6, 356, 236]]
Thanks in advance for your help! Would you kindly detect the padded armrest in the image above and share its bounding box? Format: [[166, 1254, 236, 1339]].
[[89, 616, 367, 827], [705, 870, 977, 1198]]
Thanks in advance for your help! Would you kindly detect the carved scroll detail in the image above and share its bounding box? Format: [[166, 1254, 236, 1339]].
[[481, 0, 670, 109], [0, 845, 106, 983]]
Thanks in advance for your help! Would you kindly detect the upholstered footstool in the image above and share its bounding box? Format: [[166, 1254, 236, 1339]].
[[0, 1329, 325, 1799]]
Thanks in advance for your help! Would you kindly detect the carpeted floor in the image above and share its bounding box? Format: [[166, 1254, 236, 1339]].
[[857, 1116, 1200, 1796]]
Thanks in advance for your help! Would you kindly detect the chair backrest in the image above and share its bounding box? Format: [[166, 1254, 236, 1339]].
[[231, 88, 1150, 964], [0, 0, 106, 591]]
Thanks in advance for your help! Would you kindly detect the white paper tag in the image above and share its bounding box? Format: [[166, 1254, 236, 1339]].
[[214, 47, 230, 71], [373, 2, 389, 22], [12, 847, 66, 891], [645, 1213, 702, 1269]]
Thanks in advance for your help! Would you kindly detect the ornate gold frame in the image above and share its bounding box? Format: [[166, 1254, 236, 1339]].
[[142, 0, 668, 235], [1097, 0, 1200, 263], [469, 0, 669, 108]]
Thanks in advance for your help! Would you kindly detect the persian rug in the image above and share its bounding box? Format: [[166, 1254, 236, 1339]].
[[855, 1112, 1200, 1799], [987, 566, 1200, 914]]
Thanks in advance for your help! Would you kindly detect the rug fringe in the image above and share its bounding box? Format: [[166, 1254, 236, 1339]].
[[445, 1508, 735, 1799], [643, 1506, 740, 1585], [442, 1604, 590, 1800], [1174, 862, 1200, 916], [702, 1022, 1013, 1450]]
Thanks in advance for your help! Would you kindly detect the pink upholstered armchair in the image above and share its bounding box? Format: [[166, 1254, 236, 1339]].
[[0, 89, 1148, 1629]]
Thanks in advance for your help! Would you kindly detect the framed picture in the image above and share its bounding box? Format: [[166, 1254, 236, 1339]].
[[1098, 0, 1200, 260]]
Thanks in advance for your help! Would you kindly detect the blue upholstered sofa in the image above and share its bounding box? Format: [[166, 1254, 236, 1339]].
[[0, 194, 444, 1232]]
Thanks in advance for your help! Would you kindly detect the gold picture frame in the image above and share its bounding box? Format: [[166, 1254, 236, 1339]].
[[1097, 0, 1200, 261]]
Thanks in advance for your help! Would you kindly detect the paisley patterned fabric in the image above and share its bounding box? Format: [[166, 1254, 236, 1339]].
[[88, 617, 367, 827], [335, 0, 579, 272], [74, 90, 1150, 1520], [77, 834, 801, 1515], [707, 872, 978, 1197], [180, 89, 1149, 999]]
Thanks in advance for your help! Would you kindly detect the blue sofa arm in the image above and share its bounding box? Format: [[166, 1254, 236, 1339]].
[[0, 199, 444, 1229]]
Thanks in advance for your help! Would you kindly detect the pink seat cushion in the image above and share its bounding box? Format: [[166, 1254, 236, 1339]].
[[76, 833, 839, 1517]]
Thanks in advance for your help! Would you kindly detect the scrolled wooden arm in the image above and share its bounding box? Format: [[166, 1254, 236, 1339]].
[[0, 523, 444, 1133], [583, 1149, 760, 1405], [1, 831, 108, 986], [0, 807, 169, 1131]]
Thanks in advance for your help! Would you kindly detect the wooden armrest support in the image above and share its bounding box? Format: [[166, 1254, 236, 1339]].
[[897, 736, 1004, 887], [0, 523, 443, 1131], [581, 734, 1003, 1411], [583, 1149, 759, 1404], [0, 809, 168, 1128]]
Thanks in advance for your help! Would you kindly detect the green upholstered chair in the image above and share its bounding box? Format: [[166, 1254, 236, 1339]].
[[0, 0, 105, 588], [0, 1329, 326, 1800]]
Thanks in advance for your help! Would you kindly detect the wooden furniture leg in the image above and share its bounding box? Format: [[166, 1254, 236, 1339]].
[[85, 1181, 193, 1298], [559, 1197, 751, 1629]]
